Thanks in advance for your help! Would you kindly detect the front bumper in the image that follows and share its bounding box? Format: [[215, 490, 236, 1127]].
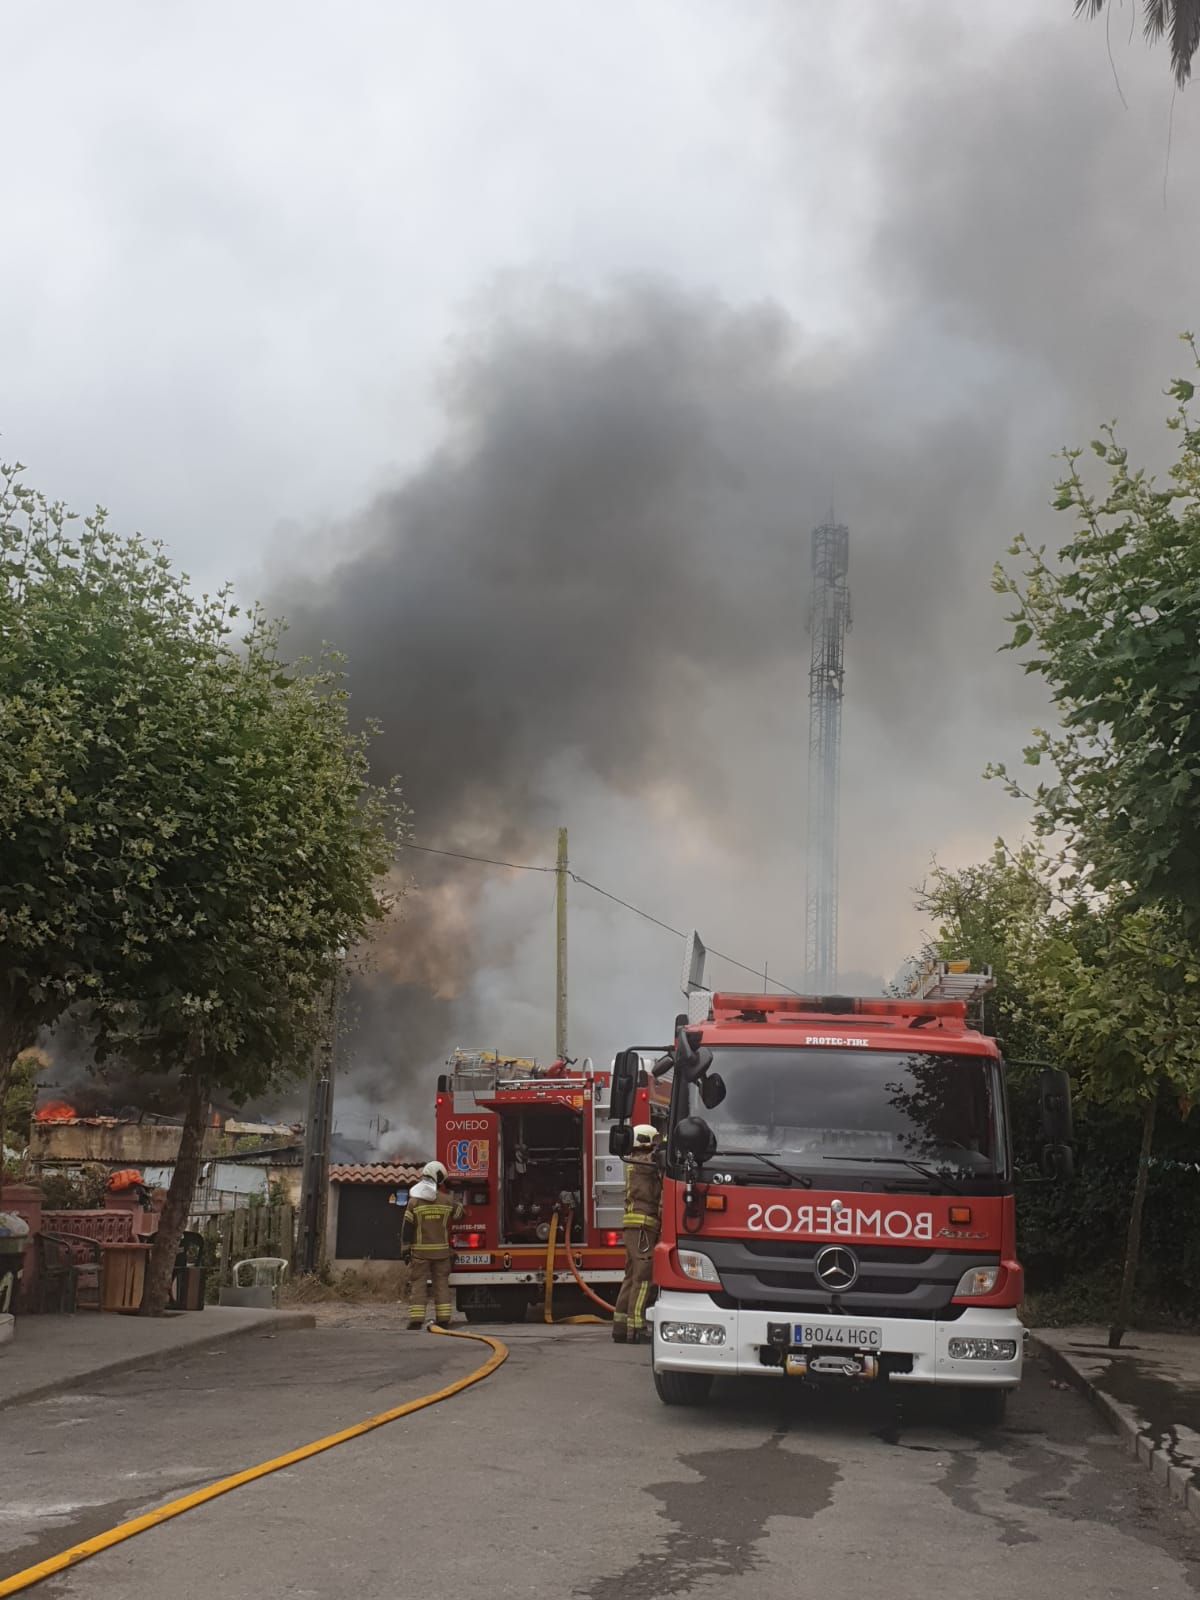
[[648, 1292, 1023, 1388], [449, 1268, 623, 1287]]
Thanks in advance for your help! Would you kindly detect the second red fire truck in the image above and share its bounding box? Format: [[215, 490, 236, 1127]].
[[435, 1048, 666, 1320]]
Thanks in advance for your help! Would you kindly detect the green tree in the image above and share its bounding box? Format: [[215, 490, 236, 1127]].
[[1076, 1, 1200, 88], [95, 612, 406, 1314], [917, 851, 1200, 1344], [1027, 902, 1200, 1344], [0, 463, 406, 1303], [992, 339, 1200, 925], [0, 466, 234, 1179], [991, 345, 1200, 1341], [914, 845, 1056, 1061], [0, 1047, 43, 1181]]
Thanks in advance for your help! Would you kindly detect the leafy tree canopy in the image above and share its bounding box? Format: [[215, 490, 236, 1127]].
[[992, 339, 1200, 929]]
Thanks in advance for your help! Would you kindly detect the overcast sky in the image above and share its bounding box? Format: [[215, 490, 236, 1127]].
[[5, 3, 1198, 1144]]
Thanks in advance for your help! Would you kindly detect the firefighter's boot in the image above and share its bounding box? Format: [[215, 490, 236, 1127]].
[[407, 1318, 424, 1331], [611, 1321, 627, 1343]]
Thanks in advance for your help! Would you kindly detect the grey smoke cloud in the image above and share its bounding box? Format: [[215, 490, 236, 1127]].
[[3, 2, 1196, 1146], [271, 12, 1199, 1152]]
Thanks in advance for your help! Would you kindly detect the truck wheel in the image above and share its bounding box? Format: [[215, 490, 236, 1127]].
[[959, 1387, 1008, 1427], [653, 1367, 714, 1407]]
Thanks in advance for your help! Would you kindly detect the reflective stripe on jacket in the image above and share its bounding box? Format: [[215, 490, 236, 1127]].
[[622, 1151, 662, 1229], [401, 1194, 465, 1258]]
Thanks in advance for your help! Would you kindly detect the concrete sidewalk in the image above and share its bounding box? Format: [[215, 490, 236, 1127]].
[[0, 1305, 316, 1410], [1033, 1326, 1200, 1524]]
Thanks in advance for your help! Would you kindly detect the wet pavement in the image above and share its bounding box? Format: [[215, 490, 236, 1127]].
[[1, 1315, 1199, 1598], [1036, 1326, 1200, 1521]]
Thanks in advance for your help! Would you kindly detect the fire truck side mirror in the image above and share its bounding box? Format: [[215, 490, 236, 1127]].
[[675, 1024, 714, 1085], [1040, 1144, 1075, 1181], [699, 1072, 726, 1110], [609, 1050, 637, 1122], [1037, 1068, 1074, 1145], [609, 1125, 634, 1157], [673, 1116, 717, 1165]]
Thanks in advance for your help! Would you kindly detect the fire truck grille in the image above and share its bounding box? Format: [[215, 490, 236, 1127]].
[[700, 1241, 999, 1320]]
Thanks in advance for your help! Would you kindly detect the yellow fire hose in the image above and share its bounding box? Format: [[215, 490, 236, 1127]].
[[0, 1325, 507, 1598], [541, 1208, 612, 1324]]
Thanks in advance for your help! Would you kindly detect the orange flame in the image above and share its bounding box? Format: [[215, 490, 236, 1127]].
[[34, 1100, 77, 1123]]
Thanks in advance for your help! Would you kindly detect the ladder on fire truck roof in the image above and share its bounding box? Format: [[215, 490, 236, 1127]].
[[910, 959, 994, 1003], [907, 960, 995, 1014], [445, 1048, 596, 1091]]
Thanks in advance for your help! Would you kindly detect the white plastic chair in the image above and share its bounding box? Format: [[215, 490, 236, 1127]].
[[233, 1256, 289, 1308]]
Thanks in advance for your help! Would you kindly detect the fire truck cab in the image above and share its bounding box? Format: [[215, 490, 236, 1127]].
[[609, 952, 1075, 1424], [436, 1049, 664, 1321]]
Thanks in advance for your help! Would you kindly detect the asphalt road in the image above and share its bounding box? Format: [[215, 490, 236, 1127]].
[[3, 1312, 1200, 1600]]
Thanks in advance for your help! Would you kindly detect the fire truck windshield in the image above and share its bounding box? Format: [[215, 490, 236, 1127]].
[[689, 1048, 1002, 1178]]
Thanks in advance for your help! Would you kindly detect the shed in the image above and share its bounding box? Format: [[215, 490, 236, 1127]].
[[327, 1162, 429, 1275]]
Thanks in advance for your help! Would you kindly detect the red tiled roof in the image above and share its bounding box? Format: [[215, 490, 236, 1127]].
[[329, 1162, 428, 1186]]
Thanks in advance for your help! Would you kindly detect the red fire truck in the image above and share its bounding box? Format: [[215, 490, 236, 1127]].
[[607, 952, 1074, 1424], [436, 1048, 665, 1321]]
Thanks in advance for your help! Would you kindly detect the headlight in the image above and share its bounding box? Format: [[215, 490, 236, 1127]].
[[948, 1337, 1018, 1361], [676, 1249, 721, 1285], [659, 1321, 726, 1345], [954, 1265, 1000, 1297]]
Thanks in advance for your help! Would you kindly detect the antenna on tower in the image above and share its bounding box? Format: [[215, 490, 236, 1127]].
[[804, 518, 851, 991]]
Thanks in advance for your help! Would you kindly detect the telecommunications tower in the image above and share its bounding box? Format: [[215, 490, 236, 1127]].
[[804, 520, 851, 991]]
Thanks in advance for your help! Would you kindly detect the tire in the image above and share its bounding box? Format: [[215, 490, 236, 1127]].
[[959, 1387, 1008, 1427], [653, 1366, 714, 1407]]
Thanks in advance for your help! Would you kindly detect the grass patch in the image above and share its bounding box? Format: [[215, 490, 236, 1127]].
[[285, 1265, 405, 1305]]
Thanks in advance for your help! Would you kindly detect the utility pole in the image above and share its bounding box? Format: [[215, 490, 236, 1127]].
[[297, 957, 343, 1275], [556, 827, 568, 1060]]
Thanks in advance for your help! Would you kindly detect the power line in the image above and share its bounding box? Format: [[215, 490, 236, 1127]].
[[399, 841, 556, 874], [397, 840, 802, 995]]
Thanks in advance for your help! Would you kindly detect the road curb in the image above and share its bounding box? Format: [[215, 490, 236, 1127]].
[[1030, 1333, 1200, 1528], [0, 1310, 316, 1412]]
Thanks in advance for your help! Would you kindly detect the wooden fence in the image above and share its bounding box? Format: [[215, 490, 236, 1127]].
[[195, 1202, 294, 1299]]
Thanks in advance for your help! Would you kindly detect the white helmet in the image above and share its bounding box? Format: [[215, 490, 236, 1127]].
[[633, 1123, 659, 1147], [422, 1160, 448, 1183]]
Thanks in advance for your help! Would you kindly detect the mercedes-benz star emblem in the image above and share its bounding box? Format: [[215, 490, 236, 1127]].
[[814, 1245, 859, 1292]]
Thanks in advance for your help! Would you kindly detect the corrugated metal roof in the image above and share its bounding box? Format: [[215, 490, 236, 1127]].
[[329, 1162, 428, 1186]]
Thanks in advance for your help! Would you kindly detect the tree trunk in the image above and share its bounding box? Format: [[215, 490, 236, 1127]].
[[1109, 1092, 1159, 1349], [140, 1073, 209, 1315]]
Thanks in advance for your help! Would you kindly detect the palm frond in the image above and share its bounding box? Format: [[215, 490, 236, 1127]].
[[1076, 0, 1199, 86]]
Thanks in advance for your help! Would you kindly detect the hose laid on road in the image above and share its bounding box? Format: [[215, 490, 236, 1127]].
[[540, 1209, 608, 1324], [0, 1324, 507, 1598]]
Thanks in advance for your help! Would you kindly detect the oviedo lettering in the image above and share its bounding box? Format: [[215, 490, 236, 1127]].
[[746, 1202, 934, 1242]]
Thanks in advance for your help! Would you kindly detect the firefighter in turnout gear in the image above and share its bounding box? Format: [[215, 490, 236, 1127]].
[[402, 1161, 464, 1329], [613, 1124, 662, 1344]]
